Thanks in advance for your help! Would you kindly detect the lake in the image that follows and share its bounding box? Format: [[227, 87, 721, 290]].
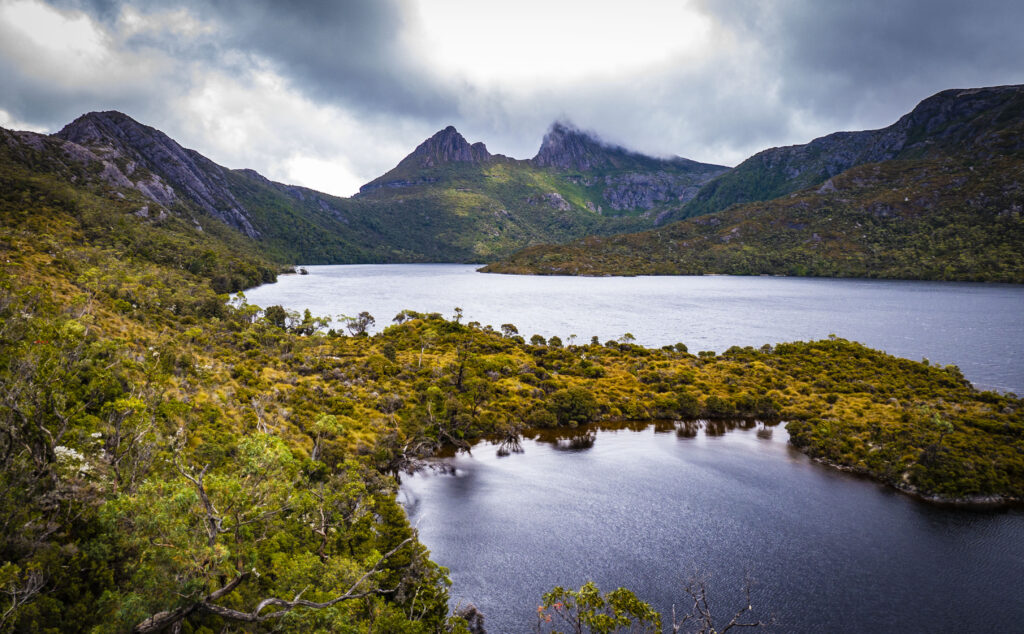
[[402, 423, 1024, 633], [244, 264, 1024, 393], [244, 265, 1024, 632]]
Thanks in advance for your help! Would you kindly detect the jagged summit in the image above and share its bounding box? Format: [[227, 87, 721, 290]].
[[409, 125, 491, 168], [530, 121, 721, 174], [358, 125, 492, 193], [531, 121, 627, 170]]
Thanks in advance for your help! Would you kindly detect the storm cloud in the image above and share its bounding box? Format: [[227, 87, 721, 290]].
[[2, 0, 1023, 196]]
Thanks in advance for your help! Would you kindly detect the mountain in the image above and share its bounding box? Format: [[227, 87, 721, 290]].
[[351, 122, 729, 259], [672, 84, 1024, 221], [360, 122, 728, 217], [360, 126, 492, 192], [55, 110, 261, 237], [5, 111, 413, 265], [483, 85, 1024, 282], [529, 122, 730, 217], [4, 112, 724, 266]]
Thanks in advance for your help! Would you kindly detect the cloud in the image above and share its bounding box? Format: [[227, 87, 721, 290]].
[[2, 0, 1023, 196], [701, 0, 1024, 130]]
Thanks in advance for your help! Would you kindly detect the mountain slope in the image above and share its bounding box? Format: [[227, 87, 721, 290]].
[[483, 85, 1024, 281], [482, 156, 1024, 281], [529, 122, 729, 216], [673, 84, 1024, 221]]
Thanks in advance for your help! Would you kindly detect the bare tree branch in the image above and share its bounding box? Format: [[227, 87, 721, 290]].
[[131, 537, 414, 632]]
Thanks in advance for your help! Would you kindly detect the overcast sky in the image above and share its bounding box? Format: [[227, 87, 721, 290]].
[[2, 0, 1023, 197]]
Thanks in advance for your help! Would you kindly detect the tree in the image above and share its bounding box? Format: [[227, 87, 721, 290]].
[[535, 582, 661, 633], [264, 305, 288, 329], [549, 387, 598, 425], [670, 576, 772, 634], [106, 436, 450, 633], [535, 578, 771, 634], [501, 323, 519, 338], [342, 311, 375, 336], [531, 334, 547, 346]]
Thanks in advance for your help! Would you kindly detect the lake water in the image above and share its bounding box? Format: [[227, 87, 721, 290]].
[[245, 265, 1024, 632], [244, 264, 1024, 393], [402, 423, 1024, 633]]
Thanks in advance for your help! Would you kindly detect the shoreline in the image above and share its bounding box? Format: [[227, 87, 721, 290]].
[[425, 418, 1024, 510]]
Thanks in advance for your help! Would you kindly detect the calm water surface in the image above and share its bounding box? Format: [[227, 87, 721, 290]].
[[402, 424, 1024, 633], [245, 264, 1024, 393]]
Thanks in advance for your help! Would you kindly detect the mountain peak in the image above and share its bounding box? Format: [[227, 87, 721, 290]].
[[57, 110, 156, 149], [55, 110, 260, 238], [531, 121, 638, 170], [408, 125, 491, 168]]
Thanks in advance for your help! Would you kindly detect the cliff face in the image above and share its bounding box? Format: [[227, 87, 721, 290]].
[[530, 122, 730, 214], [55, 111, 260, 237]]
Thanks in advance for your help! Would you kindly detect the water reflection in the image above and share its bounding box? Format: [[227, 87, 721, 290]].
[[402, 419, 1024, 633], [529, 428, 597, 452], [478, 419, 786, 456], [495, 434, 524, 457]]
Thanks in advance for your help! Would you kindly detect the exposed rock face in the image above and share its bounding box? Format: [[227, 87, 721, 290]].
[[530, 121, 729, 214], [528, 192, 571, 210], [0, 125, 178, 205], [532, 121, 617, 171], [55, 111, 259, 237], [358, 126, 491, 193], [410, 126, 491, 167], [602, 172, 706, 210]]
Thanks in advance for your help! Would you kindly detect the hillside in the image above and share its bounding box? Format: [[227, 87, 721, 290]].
[[482, 157, 1024, 281], [483, 86, 1024, 281], [669, 84, 1024, 221], [2, 114, 1022, 631]]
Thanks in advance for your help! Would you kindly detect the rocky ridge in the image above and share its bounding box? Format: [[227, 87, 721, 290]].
[[55, 111, 259, 237], [530, 121, 729, 213], [676, 84, 1024, 220]]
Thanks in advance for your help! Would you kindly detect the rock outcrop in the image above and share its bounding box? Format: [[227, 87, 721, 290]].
[[358, 126, 492, 193], [56, 111, 259, 237]]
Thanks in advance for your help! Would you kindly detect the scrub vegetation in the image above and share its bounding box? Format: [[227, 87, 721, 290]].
[[2, 126, 1022, 632]]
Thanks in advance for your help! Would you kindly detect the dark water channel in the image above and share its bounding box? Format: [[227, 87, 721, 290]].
[[401, 422, 1024, 633]]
